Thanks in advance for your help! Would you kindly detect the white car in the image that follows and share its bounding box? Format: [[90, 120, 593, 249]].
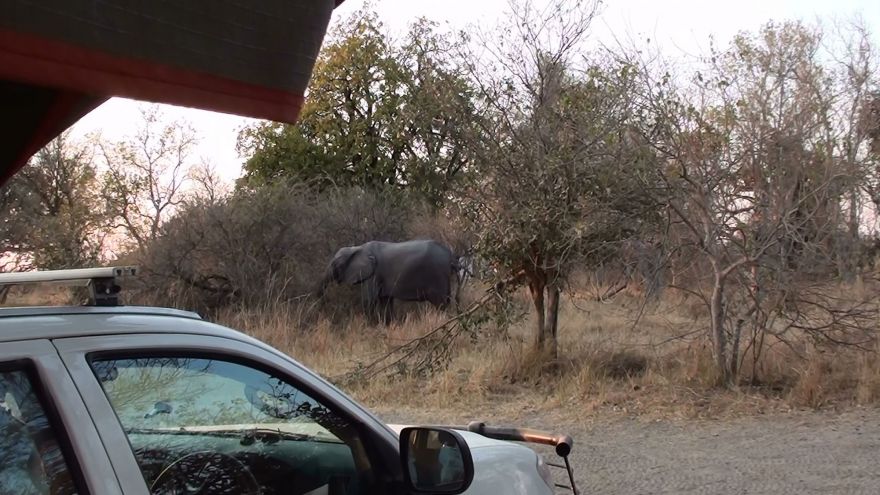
[[0, 267, 576, 494]]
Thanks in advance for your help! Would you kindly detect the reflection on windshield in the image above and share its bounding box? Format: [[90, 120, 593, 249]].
[[91, 357, 370, 494], [94, 358, 332, 429]]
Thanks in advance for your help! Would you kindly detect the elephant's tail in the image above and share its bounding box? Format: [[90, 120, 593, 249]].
[[450, 256, 461, 274], [450, 254, 474, 309], [452, 253, 474, 279]]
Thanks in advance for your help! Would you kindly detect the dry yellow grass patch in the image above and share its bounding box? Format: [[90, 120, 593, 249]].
[[7, 282, 880, 422], [2, 285, 78, 306], [222, 287, 880, 422]]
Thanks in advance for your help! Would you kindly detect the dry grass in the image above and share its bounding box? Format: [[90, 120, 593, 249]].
[[210, 285, 880, 423], [2, 285, 79, 306], [6, 283, 880, 422]]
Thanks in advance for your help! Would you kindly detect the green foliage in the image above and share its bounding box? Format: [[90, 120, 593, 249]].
[[464, 57, 661, 287], [237, 10, 478, 207], [450, 0, 659, 358], [1, 132, 107, 269], [236, 123, 338, 187]]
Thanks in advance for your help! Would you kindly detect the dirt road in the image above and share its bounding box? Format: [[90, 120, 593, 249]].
[[376, 407, 880, 494]]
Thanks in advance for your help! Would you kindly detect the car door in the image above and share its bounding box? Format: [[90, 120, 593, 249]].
[[53, 333, 407, 495], [0, 339, 122, 494]]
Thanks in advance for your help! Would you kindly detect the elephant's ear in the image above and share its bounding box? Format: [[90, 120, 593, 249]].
[[339, 247, 376, 285]]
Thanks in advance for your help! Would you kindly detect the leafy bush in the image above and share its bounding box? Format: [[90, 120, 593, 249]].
[[135, 182, 469, 319]]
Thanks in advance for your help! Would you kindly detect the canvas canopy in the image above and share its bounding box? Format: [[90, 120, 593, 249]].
[[0, 0, 344, 185]]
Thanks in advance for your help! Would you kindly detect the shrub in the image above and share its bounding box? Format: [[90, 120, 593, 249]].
[[135, 182, 469, 319]]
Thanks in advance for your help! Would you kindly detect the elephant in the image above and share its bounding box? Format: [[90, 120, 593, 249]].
[[316, 239, 460, 325]]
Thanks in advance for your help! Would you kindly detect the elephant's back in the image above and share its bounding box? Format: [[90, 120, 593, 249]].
[[381, 239, 451, 259], [374, 239, 455, 303], [382, 240, 453, 279]]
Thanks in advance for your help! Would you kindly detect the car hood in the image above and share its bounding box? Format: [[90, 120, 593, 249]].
[[145, 422, 553, 494]]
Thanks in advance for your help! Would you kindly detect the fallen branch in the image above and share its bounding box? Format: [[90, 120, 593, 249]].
[[332, 277, 523, 386]]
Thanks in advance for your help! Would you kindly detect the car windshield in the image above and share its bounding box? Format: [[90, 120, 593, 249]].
[[89, 357, 370, 494], [92, 358, 341, 441]]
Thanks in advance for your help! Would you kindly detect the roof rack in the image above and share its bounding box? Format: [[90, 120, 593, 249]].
[[0, 266, 138, 307]]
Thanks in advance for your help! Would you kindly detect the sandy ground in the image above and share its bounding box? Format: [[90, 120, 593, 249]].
[[375, 407, 880, 494]]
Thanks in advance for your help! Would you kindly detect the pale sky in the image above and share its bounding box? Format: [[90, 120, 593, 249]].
[[69, 0, 880, 183]]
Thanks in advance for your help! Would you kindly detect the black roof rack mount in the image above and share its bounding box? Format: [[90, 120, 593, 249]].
[[0, 266, 138, 307]]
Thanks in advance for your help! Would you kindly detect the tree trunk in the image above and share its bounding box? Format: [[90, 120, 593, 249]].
[[845, 186, 861, 281], [528, 278, 546, 352], [710, 271, 730, 384], [314, 269, 334, 298], [545, 285, 560, 359], [729, 315, 743, 380]]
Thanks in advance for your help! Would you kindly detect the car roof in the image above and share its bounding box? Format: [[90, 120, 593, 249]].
[[0, 305, 251, 344]]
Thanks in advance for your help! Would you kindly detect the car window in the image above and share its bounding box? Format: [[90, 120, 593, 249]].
[[90, 357, 375, 495], [0, 369, 79, 495]]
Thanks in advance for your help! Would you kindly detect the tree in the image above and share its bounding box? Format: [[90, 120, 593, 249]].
[[237, 9, 478, 207], [866, 91, 880, 159], [631, 20, 878, 384], [832, 21, 880, 230], [184, 160, 229, 207], [393, 18, 480, 206], [1, 132, 107, 269], [100, 105, 195, 253], [458, 0, 660, 359], [0, 170, 33, 272]]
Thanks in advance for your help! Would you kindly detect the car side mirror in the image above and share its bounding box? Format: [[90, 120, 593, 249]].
[[400, 427, 474, 494]]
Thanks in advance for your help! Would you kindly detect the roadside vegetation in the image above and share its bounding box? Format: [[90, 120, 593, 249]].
[[2, 0, 880, 420]]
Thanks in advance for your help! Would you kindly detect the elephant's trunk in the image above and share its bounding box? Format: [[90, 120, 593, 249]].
[[313, 270, 334, 298]]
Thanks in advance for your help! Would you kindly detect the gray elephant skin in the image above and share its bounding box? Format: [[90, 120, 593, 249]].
[[317, 239, 459, 324]]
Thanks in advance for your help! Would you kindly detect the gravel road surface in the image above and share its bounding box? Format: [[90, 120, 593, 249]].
[[377, 408, 880, 494]]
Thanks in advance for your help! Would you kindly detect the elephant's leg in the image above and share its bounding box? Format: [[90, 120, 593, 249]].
[[449, 273, 463, 312], [362, 281, 383, 326], [448, 282, 463, 313], [379, 297, 394, 326], [428, 292, 452, 312], [439, 296, 451, 312], [364, 298, 380, 326]]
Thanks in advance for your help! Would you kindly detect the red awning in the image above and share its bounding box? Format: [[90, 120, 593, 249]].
[[0, 0, 345, 186]]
